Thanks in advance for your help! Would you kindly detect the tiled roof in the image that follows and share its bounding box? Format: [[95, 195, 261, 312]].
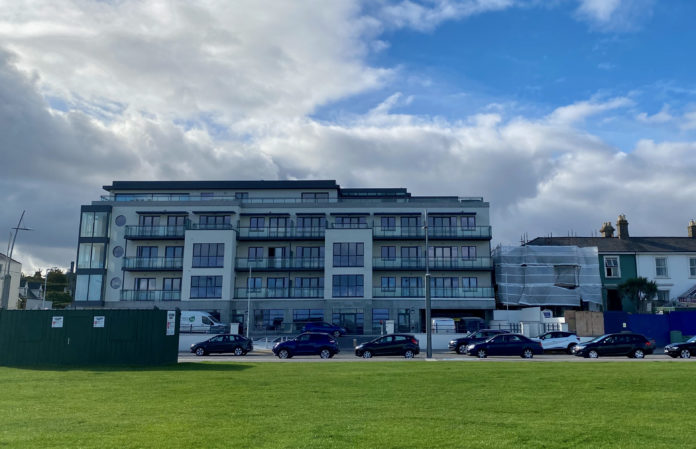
[[526, 236, 696, 253]]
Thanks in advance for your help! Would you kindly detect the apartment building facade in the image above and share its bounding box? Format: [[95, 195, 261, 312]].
[[75, 180, 494, 334]]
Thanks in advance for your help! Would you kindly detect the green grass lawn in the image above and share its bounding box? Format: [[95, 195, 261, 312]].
[[0, 361, 694, 448]]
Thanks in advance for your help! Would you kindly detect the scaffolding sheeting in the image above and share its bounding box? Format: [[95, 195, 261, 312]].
[[494, 245, 602, 307]]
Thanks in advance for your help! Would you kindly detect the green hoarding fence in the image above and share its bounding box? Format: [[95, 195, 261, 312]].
[[0, 309, 180, 366]]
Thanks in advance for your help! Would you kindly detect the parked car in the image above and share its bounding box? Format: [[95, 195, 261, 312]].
[[272, 332, 340, 359], [190, 334, 253, 356], [533, 331, 581, 353], [466, 334, 543, 358], [572, 333, 655, 359], [664, 335, 696, 359], [448, 329, 509, 354], [355, 334, 420, 359], [301, 322, 347, 337]]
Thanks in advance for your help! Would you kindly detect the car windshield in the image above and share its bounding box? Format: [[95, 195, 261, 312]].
[[588, 334, 610, 343], [687, 335, 696, 343]]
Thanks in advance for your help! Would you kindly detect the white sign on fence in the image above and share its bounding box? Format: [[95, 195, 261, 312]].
[[51, 316, 63, 328]]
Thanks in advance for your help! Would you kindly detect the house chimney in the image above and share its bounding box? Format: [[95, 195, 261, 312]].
[[616, 214, 629, 239], [600, 221, 615, 238], [689, 220, 696, 238]]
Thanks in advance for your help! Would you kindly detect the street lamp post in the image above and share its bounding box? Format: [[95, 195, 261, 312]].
[[2, 211, 31, 310]]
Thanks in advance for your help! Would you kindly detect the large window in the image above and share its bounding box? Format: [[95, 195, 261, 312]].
[[248, 247, 263, 260], [199, 215, 231, 229], [267, 277, 288, 297], [462, 277, 478, 288], [293, 309, 324, 330], [139, 215, 160, 227], [301, 192, 329, 202], [134, 278, 156, 290], [657, 290, 670, 302], [296, 246, 323, 259], [604, 256, 620, 278], [77, 243, 106, 269], [296, 216, 326, 229], [80, 211, 109, 237], [655, 257, 668, 277], [165, 246, 184, 258], [334, 216, 367, 229], [381, 217, 396, 231], [401, 277, 423, 296], [247, 277, 262, 290], [461, 216, 476, 228], [332, 275, 364, 297], [461, 246, 477, 259], [249, 217, 265, 230], [381, 276, 396, 291], [167, 216, 185, 227], [430, 277, 459, 293], [691, 258, 696, 277], [372, 309, 389, 333], [137, 246, 158, 258], [254, 309, 285, 330], [333, 243, 364, 267], [381, 246, 396, 260], [429, 246, 455, 258], [163, 278, 182, 299], [74, 274, 103, 301], [190, 276, 222, 298], [192, 243, 224, 268], [428, 216, 456, 228]]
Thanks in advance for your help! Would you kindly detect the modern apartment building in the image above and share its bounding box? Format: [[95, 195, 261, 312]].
[[75, 180, 493, 334]]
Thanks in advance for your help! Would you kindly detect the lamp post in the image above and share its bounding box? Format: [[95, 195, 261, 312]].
[[2, 211, 31, 310], [424, 210, 432, 358]]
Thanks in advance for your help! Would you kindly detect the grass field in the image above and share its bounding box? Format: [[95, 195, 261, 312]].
[[1, 361, 694, 448]]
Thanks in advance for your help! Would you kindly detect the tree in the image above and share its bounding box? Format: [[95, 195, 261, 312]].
[[619, 277, 658, 313]]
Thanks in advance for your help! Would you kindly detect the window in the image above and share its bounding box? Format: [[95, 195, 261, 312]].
[[655, 257, 668, 277], [74, 274, 103, 301], [200, 192, 214, 200], [657, 290, 670, 302], [296, 247, 323, 259], [199, 215, 231, 229], [250, 217, 265, 230], [401, 277, 423, 296], [296, 216, 326, 229], [301, 192, 329, 202], [554, 265, 578, 288], [77, 243, 106, 269], [80, 211, 109, 237], [381, 276, 396, 291], [401, 247, 420, 267], [429, 246, 456, 258], [139, 215, 160, 227], [235, 192, 249, 200], [604, 256, 620, 278], [461, 246, 477, 259], [462, 277, 478, 288], [400, 216, 421, 228], [192, 243, 224, 268], [334, 216, 367, 228], [462, 216, 476, 229], [333, 243, 364, 267], [381, 246, 396, 260], [136, 246, 158, 258], [268, 217, 288, 230], [428, 216, 455, 228], [294, 277, 324, 288], [293, 277, 323, 297], [163, 278, 181, 291], [247, 277, 262, 291], [372, 309, 389, 333], [430, 277, 459, 294], [332, 275, 364, 297], [254, 309, 285, 330], [134, 278, 156, 290], [691, 258, 696, 277], [248, 247, 264, 260], [267, 278, 288, 297], [381, 217, 396, 231], [190, 276, 222, 298], [293, 309, 324, 324], [165, 246, 184, 259], [167, 216, 185, 227]]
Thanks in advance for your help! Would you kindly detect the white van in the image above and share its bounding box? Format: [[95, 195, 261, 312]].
[[431, 318, 456, 333], [179, 311, 227, 334]]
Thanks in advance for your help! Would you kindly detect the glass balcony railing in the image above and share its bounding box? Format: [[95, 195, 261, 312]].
[[237, 226, 325, 239], [186, 223, 235, 230], [372, 257, 492, 270], [372, 287, 494, 298], [235, 258, 324, 270], [122, 257, 184, 270], [101, 194, 483, 204], [373, 226, 492, 239], [233, 287, 324, 299], [124, 225, 186, 239], [120, 290, 181, 301]]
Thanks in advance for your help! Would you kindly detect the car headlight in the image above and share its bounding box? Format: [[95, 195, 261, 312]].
[[467, 344, 475, 350]]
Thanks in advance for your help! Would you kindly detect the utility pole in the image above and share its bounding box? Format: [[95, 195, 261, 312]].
[[2, 211, 31, 309], [424, 210, 432, 358]]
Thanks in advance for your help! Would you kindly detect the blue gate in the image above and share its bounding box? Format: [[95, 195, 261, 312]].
[[603, 312, 670, 347]]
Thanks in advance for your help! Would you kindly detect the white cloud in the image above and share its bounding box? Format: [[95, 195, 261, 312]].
[[546, 97, 633, 125], [636, 105, 674, 124], [575, 0, 655, 32], [376, 0, 516, 31]]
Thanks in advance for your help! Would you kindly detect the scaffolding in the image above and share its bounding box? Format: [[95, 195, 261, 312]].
[[494, 245, 602, 307]]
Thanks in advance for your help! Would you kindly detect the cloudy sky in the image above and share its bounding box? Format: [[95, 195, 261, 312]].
[[2, 0, 696, 273]]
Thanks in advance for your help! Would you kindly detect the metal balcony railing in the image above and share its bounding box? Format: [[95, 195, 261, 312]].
[[186, 223, 235, 230], [237, 226, 326, 239], [235, 258, 324, 270], [122, 257, 184, 270], [373, 226, 492, 239], [372, 287, 494, 298], [124, 225, 186, 239], [372, 257, 492, 270], [120, 290, 182, 301]]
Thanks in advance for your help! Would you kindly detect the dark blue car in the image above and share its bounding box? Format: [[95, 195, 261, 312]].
[[467, 333, 543, 359], [301, 321, 347, 337], [272, 332, 340, 359]]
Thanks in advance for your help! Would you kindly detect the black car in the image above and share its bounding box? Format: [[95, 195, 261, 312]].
[[448, 329, 509, 354], [466, 333, 543, 358], [664, 335, 696, 359], [272, 332, 340, 359], [573, 333, 655, 359], [191, 334, 253, 356], [301, 321, 347, 338], [355, 334, 420, 359]]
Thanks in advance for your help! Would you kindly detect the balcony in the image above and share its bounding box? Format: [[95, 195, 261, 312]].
[[373, 226, 492, 240], [372, 257, 492, 270], [372, 287, 494, 298], [234, 287, 324, 299], [122, 257, 184, 271], [237, 226, 325, 240], [186, 223, 235, 231], [101, 194, 483, 204], [235, 258, 324, 271], [124, 225, 185, 240], [120, 290, 181, 301]]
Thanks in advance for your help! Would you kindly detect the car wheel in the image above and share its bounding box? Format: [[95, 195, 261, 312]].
[[566, 343, 577, 354], [233, 347, 244, 356], [333, 331, 341, 338], [680, 349, 691, 359], [522, 348, 534, 359], [278, 349, 290, 359], [457, 345, 467, 355], [633, 349, 645, 359], [477, 349, 487, 358], [319, 348, 331, 359], [404, 349, 415, 359], [195, 347, 206, 357], [362, 350, 372, 359], [588, 350, 599, 359]]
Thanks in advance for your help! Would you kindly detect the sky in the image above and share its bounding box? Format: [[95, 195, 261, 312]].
[[2, 0, 696, 274]]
